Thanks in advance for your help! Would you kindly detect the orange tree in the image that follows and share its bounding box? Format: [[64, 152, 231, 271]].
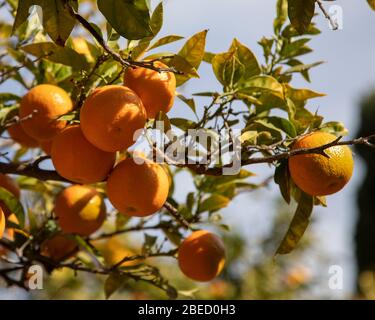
[[0, 0, 374, 298]]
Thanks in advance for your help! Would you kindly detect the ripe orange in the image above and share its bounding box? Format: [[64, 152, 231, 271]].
[[123, 61, 176, 119], [40, 139, 53, 155], [0, 208, 5, 239], [106, 156, 169, 217], [289, 131, 354, 196], [41, 233, 78, 263], [7, 122, 39, 148], [80, 85, 147, 152], [0, 174, 20, 218], [54, 185, 106, 236], [51, 125, 116, 184], [19, 84, 73, 141], [178, 230, 226, 282]]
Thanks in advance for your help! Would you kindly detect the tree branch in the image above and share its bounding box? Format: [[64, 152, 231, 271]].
[[65, 4, 182, 75]]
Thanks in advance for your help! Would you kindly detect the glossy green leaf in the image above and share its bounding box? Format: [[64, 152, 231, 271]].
[[276, 191, 314, 254], [287, 0, 316, 35], [198, 194, 230, 213], [0, 187, 25, 227], [175, 30, 208, 85], [150, 2, 163, 36], [230, 38, 261, 80], [212, 50, 244, 87], [13, 0, 77, 45], [148, 35, 184, 51], [98, 0, 152, 40]]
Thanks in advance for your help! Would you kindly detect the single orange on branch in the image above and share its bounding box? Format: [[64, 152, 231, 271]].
[[178, 230, 226, 282], [40, 233, 78, 263], [124, 61, 176, 119], [19, 84, 73, 141], [54, 185, 106, 236], [288, 131, 354, 196]]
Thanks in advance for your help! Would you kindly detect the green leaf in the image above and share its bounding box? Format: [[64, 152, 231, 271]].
[[274, 0, 288, 34], [150, 2, 163, 36], [22, 42, 90, 70], [274, 160, 291, 204], [320, 121, 349, 136], [175, 29, 208, 86], [40, 0, 77, 46], [104, 273, 129, 299], [198, 194, 230, 213], [0, 187, 25, 227], [285, 84, 325, 101], [259, 116, 297, 138], [12, 0, 36, 33], [239, 75, 284, 100], [164, 55, 199, 79], [170, 118, 196, 131], [148, 35, 184, 51], [177, 94, 196, 115], [212, 50, 244, 87], [287, 0, 316, 35], [276, 191, 314, 254], [367, 0, 375, 10], [230, 38, 261, 80], [283, 61, 324, 75], [98, 0, 152, 40], [0, 93, 21, 103]]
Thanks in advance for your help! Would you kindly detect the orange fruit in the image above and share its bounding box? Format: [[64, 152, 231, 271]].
[[0, 208, 5, 239], [289, 132, 354, 196], [107, 156, 169, 217], [0, 174, 20, 218], [178, 230, 226, 282], [41, 233, 78, 263], [54, 185, 106, 236], [40, 139, 53, 155], [7, 122, 39, 148], [80, 85, 147, 152], [51, 125, 116, 184], [123, 61, 176, 119], [19, 84, 73, 141]]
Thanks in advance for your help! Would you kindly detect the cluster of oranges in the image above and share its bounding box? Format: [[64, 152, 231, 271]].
[[0, 60, 355, 283], [1, 62, 227, 282]]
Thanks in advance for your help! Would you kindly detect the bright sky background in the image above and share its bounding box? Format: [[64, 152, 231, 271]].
[[1, 0, 375, 299]]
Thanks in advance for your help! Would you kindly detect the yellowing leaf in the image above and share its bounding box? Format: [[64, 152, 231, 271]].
[[239, 75, 285, 100], [276, 191, 314, 255], [198, 194, 230, 213], [285, 84, 325, 101]]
